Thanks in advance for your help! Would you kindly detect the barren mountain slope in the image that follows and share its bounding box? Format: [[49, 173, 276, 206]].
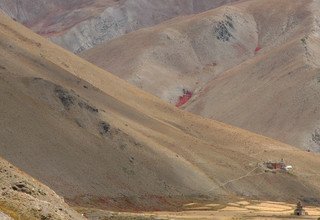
[[81, 3, 258, 104], [0, 0, 241, 53], [81, 0, 320, 151], [1, 11, 320, 212], [184, 0, 320, 152], [0, 157, 86, 220]]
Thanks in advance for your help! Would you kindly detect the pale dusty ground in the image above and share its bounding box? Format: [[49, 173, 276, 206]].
[[81, 200, 320, 220]]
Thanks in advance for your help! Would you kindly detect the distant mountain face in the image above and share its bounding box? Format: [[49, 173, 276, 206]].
[[0, 0, 93, 24], [0, 0, 239, 53], [81, 4, 258, 104], [80, 0, 320, 151]]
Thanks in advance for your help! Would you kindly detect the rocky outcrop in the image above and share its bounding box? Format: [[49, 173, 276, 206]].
[[0, 158, 86, 220]]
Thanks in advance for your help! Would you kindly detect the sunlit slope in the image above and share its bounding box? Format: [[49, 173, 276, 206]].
[[185, 0, 320, 151], [0, 12, 320, 210], [186, 35, 320, 151]]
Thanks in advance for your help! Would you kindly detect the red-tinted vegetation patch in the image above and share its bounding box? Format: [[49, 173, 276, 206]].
[[255, 46, 261, 52], [176, 89, 192, 107]]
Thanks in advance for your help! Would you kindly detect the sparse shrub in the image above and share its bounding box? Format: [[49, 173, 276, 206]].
[[78, 101, 98, 113], [54, 86, 75, 109], [99, 121, 110, 135], [312, 129, 320, 145]]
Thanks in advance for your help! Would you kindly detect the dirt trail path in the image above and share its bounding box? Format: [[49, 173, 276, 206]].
[[208, 166, 263, 192]]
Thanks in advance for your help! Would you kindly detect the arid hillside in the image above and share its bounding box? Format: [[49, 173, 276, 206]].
[[1, 10, 320, 213], [81, 0, 320, 151], [0, 0, 240, 53]]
